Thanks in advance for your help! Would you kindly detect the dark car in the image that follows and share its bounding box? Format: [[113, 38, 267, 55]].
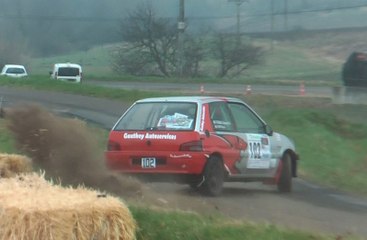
[[342, 51, 367, 87]]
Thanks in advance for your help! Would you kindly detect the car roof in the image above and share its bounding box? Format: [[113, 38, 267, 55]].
[[135, 96, 244, 104], [54, 63, 82, 68], [3, 64, 26, 69], [353, 51, 367, 54]]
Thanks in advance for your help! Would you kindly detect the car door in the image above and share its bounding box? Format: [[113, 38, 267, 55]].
[[226, 102, 281, 177]]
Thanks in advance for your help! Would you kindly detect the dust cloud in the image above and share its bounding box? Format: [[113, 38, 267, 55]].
[[5, 104, 142, 199], [3, 104, 217, 212]]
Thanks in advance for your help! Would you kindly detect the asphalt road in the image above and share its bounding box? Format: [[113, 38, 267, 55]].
[[1, 86, 367, 238]]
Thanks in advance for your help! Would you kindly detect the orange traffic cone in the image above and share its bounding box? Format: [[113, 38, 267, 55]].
[[299, 82, 305, 96], [245, 85, 252, 95], [200, 85, 205, 94]]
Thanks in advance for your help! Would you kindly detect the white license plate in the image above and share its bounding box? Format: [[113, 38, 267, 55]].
[[141, 157, 156, 168]]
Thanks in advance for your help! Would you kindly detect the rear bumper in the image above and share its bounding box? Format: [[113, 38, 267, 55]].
[[105, 151, 208, 175], [56, 77, 81, 83]]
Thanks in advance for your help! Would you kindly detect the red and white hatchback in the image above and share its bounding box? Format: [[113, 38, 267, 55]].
[[106, 96, 299, 196]]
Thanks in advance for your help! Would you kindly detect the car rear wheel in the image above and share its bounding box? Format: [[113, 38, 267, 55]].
[[277, 153, 292, 193], [199, 156, 224, 196], [188, 175, 203, 190]]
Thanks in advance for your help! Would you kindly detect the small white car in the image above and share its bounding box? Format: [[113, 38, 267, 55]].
[[50, 63, 82, 83], [0, 64, 28, 78]]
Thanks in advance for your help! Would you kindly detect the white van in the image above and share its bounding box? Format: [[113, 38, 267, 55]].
[[50, 63, 82, 83]]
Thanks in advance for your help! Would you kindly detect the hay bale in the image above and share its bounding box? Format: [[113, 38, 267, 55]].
[[0, 153, 32, 178], [0, 173, 136, 240]]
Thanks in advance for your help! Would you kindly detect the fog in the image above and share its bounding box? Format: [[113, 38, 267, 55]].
[[1, 0, 367, 57]]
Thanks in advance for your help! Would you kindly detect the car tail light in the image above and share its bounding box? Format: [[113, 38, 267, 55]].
[[180, 140, 203, 152], [107, 140, 121, 151]]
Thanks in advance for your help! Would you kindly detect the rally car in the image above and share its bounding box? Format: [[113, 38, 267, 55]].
[[105, 96, 299, 196]]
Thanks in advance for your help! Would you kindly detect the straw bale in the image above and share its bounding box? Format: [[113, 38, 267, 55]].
[[0, 173, 136, 240], [0, 153, 32, 178]]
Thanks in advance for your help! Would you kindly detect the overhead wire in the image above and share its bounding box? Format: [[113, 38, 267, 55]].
[[0, 2, 367, 22]]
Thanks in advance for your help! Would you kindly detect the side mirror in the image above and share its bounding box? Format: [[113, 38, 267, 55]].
[[265, 125, 273, 136], [205, 129, 210, 137]]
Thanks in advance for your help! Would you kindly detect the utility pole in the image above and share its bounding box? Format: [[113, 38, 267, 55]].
[[177, 0, 185, 77], [270, 0, 275, 50], [284, 0, 288, 31], [228, 0, 246, 46]]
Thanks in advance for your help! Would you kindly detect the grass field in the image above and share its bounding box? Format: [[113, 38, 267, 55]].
[[28, 44, 117, 79], [26, 30, 351, 86], [245, 44, 341, 84], [245, 95, 367, 196], [131, 206, 339, 240]]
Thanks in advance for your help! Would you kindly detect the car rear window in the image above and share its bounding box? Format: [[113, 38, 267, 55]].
[[58, 67, 80, 76], [6, 68, 25, 74], [114, 102, 197, 131]]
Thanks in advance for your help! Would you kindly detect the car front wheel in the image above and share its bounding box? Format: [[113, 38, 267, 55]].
[[277, 153, 292, 193]]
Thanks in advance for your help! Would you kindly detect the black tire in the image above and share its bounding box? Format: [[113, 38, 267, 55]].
[[277, 153, 292, 193], [188, 175, 202, 190], [199, 156, 224, 196]]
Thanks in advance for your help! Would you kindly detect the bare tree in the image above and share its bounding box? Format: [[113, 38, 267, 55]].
[[117, 3, 178, 77], [181, 36, 204, 77], [111, 45, 155, 75], [213, 34, 263, 78]]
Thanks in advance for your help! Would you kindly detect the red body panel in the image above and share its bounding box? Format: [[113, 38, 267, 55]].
[[105, 127, 245, 175], [105, 101, 245, 176], [106, 130, 210, 174]]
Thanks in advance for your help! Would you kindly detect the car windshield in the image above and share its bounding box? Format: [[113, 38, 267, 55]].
[[58, 67, 80, 76], [114, 102, 197, 131]]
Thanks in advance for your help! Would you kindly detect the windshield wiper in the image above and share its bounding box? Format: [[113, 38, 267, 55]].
[[145, 127, 158, 130], [145, 126, 167, 130]]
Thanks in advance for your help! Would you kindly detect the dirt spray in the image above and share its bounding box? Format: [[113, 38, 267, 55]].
[[5, 104, 142, 198]]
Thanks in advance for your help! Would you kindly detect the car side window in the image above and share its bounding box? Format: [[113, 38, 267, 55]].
[[228, 102, 265, 133], [209, 102, 234, 131]]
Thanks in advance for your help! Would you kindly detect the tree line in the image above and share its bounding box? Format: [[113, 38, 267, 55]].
[[112, 4, 263, 78]]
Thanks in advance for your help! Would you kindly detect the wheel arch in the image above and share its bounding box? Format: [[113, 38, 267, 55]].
[[206, 152, 227, 175]]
